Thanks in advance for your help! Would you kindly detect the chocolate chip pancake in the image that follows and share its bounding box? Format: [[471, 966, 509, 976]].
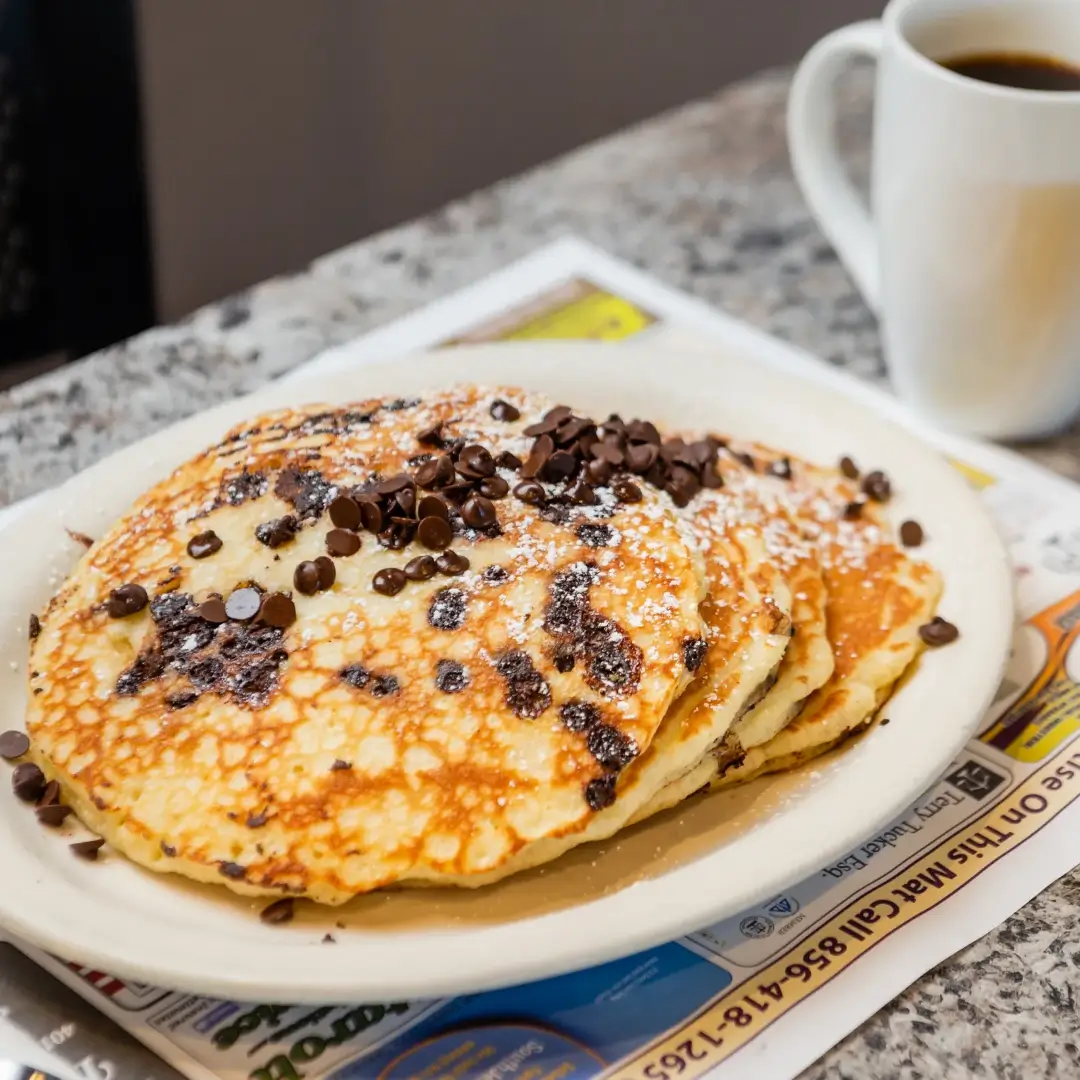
[[639, 444, 942, 809], [24, 388, 710, 903]]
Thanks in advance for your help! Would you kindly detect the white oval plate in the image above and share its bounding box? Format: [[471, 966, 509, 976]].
[[0, 343, 1013, 1002]]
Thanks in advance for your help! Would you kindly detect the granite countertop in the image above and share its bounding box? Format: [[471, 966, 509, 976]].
[[3, 64, 1079, 1080]]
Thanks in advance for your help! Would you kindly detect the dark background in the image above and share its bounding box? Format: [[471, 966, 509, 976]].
[[1, 0, 881, 379]]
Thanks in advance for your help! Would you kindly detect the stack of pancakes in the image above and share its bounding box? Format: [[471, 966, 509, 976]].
[[20, 386, 943, 906]]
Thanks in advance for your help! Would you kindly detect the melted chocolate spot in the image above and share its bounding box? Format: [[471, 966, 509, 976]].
[[586, 724, 638, 770], [161, 841, 177, 857], [585, 775, 616, 811], [246, 810, 269, 828], [543, 563, 642, 698], [28, 614, 40, 639], [219, 861, 246, 880], [255, 516, 299, 548], [577, 523, 615, 548], [429, 587, 467, 630], [495, 650, 551, 719], [219, 468, 268, 509], [370, 674, 400, 697], [274, 467, 335, 518], [683, 638, 708, 672], [560, 700, 600, 732], [482, 564, 509, 583], [341, 664, 370, 689], [435, 659, 469, 693]]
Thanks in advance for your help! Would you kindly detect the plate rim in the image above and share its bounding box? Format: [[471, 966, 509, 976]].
[[0, 341, 1014, 1001]]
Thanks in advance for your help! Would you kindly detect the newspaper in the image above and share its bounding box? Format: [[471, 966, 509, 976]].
[[4, 237, 1080, 1080]]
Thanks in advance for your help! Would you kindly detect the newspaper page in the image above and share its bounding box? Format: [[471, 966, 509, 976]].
[[4, 237, 1080, 1080]]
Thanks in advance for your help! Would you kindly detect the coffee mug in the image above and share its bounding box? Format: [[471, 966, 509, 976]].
[[788, 0, 1080, 439]]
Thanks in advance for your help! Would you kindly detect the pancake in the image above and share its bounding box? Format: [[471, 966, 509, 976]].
[[651, 445, 941, 805], [25, 387, 710, 903], [631, 446, 832, 823]]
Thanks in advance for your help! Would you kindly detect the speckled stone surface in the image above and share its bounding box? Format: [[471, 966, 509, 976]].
[[3, 65, 1080, 1079]]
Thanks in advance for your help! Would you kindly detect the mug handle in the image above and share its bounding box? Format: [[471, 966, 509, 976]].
[[787, 21, 883, 312]]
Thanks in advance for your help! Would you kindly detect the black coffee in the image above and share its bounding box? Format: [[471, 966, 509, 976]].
[[942, 51, 1080, 91]]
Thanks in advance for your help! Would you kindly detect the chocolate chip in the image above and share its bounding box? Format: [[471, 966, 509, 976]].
[[322, 933, 336, 944], [327, 528, 362, 557], [417, 515, 453, 550], [28, 614, 40, 639], [667, 467, 701, 505], [585, 775, 616, 811], [246, 810, 268, 828], [256, 515, 298, 550], [294, 561, 320, 595], [591, 442, 624, 467], [315, 556, 337, 590], [586, 459, 613, 486], [482, 564, 509, 583], [0, 730, 29, 759], [417, 423, 444, 447], [38, 779, 60, 807], [71, 837, 105, 860], [514, 480, 546, 505], [436, 550, 470, 575], [767, 457, 793, 480], [496, 451, 522, 470], [37, 804, 73, 828], [523, 415, 560, 437], [259, 593, 296, 628], [479, 475, 510, 499], [541, 450, 578, 482], [587, 724, 638, 770], [225, 587, 262, 621], [919, 616, 959, 646], [370, 674, 399, 697], [161, 841, 177, 857], [260, 898, 295, 925], [359, 498, 385, 533], [612, 478, 642, 503], [439, 482, 474, 506], [568, 479, 598, 505], [839, 455, 860, 480], [625, 443, 658, 474], [461, 495, 497, 529], [187, 530, 223, 559], [458, 444, 496, 478], [733, 451, 756, 471], [11, 762, 45, 802], [373, 568, 407, 596], [418, 494, 449, 521], [378, 522, 414, 550], [495, 649, 551, 718], [900, 520, 924, 547], [218, 861, 246, 880], [329, 495, 362, 530], [375, 473, 413, 495], [395, 487, 417, 518], [490, 399, 521, 422], [627, 419, 662, 445], [843, 501, 864, 521], [520, 435, 554, 479], [429, 587, 467, 630], [107, 583, 149, 619], [435, 659, 469, 693], [197, 597, 228, 623], [405, 555, 437, 581], [560, 700, 599, 731], [683, 638, 708, 672], [862, 470, 891, 502], [331, 759, 352, 771], [554, 646, 576, 673]]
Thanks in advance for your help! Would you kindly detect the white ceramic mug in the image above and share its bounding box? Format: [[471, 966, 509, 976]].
[[788, 0, 1080, 439]]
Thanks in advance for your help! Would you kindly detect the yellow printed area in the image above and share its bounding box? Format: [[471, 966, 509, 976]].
[[948, 457, 997, 491], [498, 291, 653, 342], [982, 590, 1080, 761], [612, 743, 1080, 1079]]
